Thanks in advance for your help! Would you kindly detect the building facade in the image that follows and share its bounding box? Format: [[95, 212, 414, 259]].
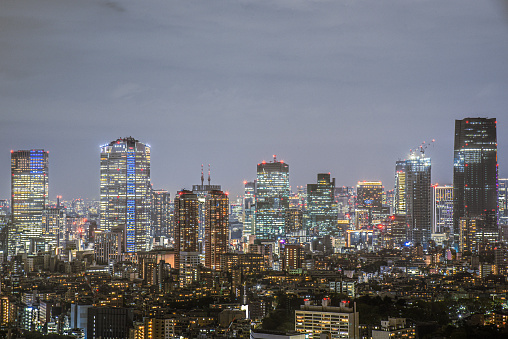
[[204, 190, 229, 271], [11, 149, 49, 254], [306, 173, 338, 235], [432, 185, 453, 234], [453, 118, 498, 240], [100, 137, 151, 252], [255, 157, 290, 240], [395, 155, 432, 246]]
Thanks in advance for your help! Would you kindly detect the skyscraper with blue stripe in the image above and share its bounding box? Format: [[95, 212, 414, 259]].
[[100, 137, 151, 253]]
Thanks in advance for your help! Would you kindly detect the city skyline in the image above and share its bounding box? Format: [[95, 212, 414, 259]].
[[1, 0, 507, 199]]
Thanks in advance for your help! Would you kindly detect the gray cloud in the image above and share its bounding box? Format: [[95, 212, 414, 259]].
[[0, 0, 507, 199]]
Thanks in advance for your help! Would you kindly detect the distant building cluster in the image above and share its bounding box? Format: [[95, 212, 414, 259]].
[[0, 118, 506, 339]]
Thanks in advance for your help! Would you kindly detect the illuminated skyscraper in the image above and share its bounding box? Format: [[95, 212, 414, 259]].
[[500, 178, 508, 225], [394, 161, 407, 216], [204, 190, 229, 270], [432, 185, 453, 234], [453, 118, 498, 240], [395, 154, 432, 245], [151, 189, 171, 241], [306, 173, 338, 235], [255, 156, 290, 240], [100, 137, 151, 253], [242, 181, 256, 239], [355, 181, 388, 229], [11, 149, 49, 254], [174, 190, 199, 286]]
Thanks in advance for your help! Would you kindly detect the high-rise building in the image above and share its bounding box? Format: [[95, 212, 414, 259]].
[[174, 190, 199, 286], [395, 154, 432, 246], [204, 190, 229, 271], [500, 178, 508, 225], [100, 137, 151, 253], [11, 149, 49, 254], [306, 173, 338, 235], [42, 204, 66, 249], [432, 185, 453, 234], [255, 157, 290, 240], [242, 181, 256, 239], [453, 118, 498, 240], [151, 189, 171, 241], [295, 299, 359, 339], [355, 181, 388, 229], [394, 162, 407, 216]]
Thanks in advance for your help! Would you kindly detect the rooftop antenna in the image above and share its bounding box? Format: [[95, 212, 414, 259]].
[[201, 164, 204, 186], [273, 154, 277, 162], [208, 164, 211, 185]]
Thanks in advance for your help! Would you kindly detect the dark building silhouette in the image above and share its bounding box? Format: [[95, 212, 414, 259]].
[[87, 307, 133, 339], [453, 118, 498, 242]]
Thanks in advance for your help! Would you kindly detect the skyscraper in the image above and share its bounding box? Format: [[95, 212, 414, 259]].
[[11, 149, 49, 254], [306, 173, 338, 235], [432, 185, 453, 234], [151, 189, 171, 242], [255, 156, 290, 240], [499, 178, 508, 225], [453, 118, 498, 240], [395, 154, 432, 246], [204, 190, 229, 270], [355, 181, 388, 229], [242, 181, 256, 239], [174, 190, 199, 286], [100, 137, 151, 253]]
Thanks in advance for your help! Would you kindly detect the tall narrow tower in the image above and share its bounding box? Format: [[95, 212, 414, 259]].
[[11, 149, 49, 254], [100, 137, 151, 253], [255, 156, 290, 240], [204, 190, 229, 270], [395, 153, 432, 246], [453, 118, 498, 241]]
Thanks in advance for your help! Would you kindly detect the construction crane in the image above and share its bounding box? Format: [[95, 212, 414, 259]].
[[409, 139, 435, 157]]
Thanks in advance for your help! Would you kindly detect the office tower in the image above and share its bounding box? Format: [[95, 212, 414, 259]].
[[255, 156, 290, 240], [94, 228, 124, 264], [500, 179, 508, 225], [11, 149, 49, 254], [192, 165, 221, 255], [204, 190, 229, 270], [432, 185, 453, 234], [394, 162, 407, 216], [453, 118, 498, 240], [242, 181, 256, 239], [306, 173, 337, 235], [395, 154, 432, 246], [151, 189, 171, 241], [100, 137, 151, 253], [295, 299, 359, 339], [355, 181, 388, 229], [42, 204, 66, 249], [174, 190, 199, 286], [285, 208, 303, 234], [335, 186, 354, 220]]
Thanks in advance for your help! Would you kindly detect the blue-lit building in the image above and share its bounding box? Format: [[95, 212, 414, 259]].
[[306, 173, 338, 235], [242, 181, 256, 239], [11, 149, 49, 254], [453, 118, 498, 241], [100, 137, 151, 253], [255, 157, 290, 240], [395, 154, 432, 246]]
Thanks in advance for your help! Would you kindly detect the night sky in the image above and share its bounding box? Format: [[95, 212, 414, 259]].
[[1, 0, 507, 200]]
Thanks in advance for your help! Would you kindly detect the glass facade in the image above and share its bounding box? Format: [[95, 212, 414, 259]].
[[11, 149, 49, 254], [242, 181, 256, 239], [432, 185, 453, 234], [100, 137, 151, 252], [306, 173, 338, 235], [255, 160, 290, 240], [395, 156, 432, 246], [453, 118, 498, 238]]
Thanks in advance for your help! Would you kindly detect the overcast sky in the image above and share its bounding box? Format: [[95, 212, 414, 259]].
[[1, 0, 507, 200]]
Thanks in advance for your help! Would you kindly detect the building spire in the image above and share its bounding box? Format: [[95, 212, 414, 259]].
[[201, 164, 204, 186], [208, 164, 211, 185]]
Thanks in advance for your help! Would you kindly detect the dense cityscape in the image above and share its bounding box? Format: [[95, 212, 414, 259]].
[[0, 117, 505, 338]]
